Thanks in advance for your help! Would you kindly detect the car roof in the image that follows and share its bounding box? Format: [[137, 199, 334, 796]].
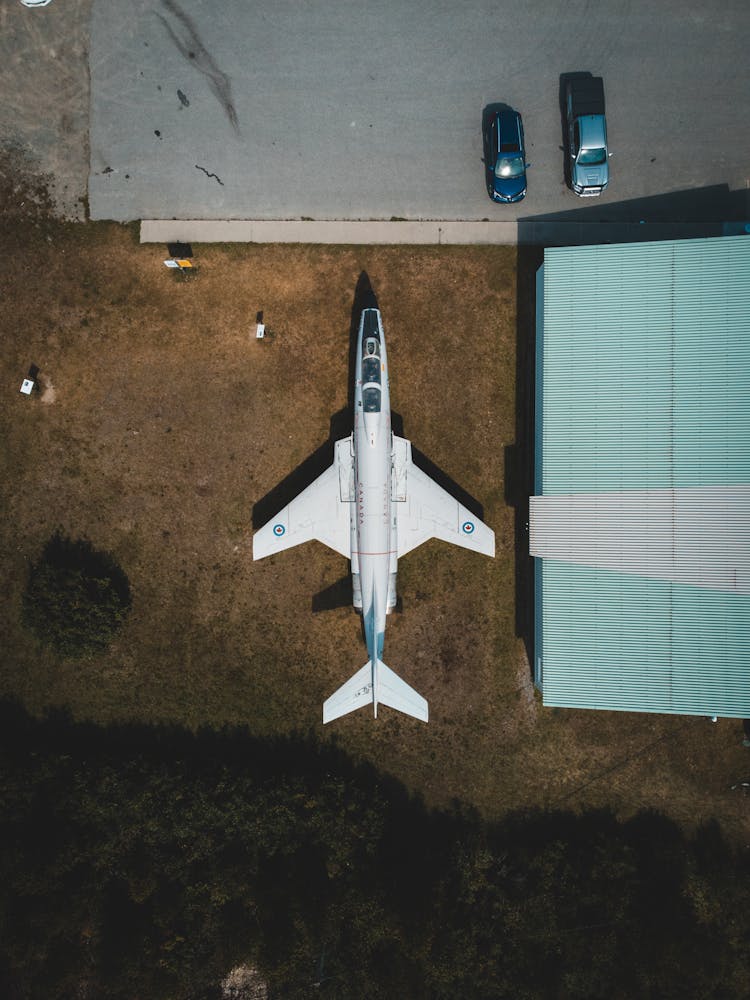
[[495, 110, 522, 154], [578, 114, 606, 148]]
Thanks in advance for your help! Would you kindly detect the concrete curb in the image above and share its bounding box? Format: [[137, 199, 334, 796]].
[[140, 219, 519, 245], [140, 218, 747, 247]]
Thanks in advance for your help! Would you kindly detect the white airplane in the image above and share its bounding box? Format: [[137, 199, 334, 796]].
[[253, 308, 495, 724]]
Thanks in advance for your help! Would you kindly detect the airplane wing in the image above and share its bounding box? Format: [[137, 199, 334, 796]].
[[253, 438, 353, 560], [393, 436, 495, 559]]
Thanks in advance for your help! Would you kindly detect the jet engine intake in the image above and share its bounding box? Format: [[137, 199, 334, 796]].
[[387, 571, 398, 612], [352, 572, 363, 611]]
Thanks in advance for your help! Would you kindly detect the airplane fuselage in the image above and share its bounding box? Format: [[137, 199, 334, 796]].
[[351, 309, 397, 670], [252, 301, 495, 723]]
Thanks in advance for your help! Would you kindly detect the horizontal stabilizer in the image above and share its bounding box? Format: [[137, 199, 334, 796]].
[[377, 661, 429, 722], [323, 662, 373, 724], [323, 660, 428, 724]]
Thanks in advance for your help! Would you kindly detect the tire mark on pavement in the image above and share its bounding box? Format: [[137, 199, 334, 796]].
[[157, 0, 239, 133]]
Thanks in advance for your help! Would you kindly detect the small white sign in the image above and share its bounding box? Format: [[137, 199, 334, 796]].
[[256, 323, 265, 339], [164, 259, 180, 268], [20, 379, 35, 395]]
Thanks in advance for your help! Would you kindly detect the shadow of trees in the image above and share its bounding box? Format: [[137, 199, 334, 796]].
[[0, 700, 748, 1000]]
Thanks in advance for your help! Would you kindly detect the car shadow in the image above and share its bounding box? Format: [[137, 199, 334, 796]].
[[557, 71, 595, 191]]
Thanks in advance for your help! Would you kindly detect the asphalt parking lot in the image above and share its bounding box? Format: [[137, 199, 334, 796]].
[[87, 0, 750, 223], [3, 1, 749, 226]]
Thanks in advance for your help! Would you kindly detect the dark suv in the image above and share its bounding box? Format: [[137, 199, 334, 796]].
[[484, 109, 528, 203]]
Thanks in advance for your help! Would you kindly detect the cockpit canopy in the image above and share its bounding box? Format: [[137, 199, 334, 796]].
[[362, 337, 381, 384], [363, 386, 381, 412], [361, 335, 382, 413]]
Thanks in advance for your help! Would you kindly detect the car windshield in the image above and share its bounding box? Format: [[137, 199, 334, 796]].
[[577, 147, 606, 165], [495, 155, 525, 179]]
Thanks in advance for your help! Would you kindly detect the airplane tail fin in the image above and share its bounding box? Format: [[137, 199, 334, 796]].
[[323, 659, 428, 724]]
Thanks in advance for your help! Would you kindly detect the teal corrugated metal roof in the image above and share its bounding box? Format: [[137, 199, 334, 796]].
[[541, 563, 750, 716], [541, 236, 750, 492], [535, 235, 750, 717]]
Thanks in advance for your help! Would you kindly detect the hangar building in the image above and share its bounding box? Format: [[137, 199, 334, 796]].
[[531, 235, 750, 718]]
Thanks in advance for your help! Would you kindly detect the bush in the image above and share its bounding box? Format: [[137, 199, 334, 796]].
[[22, 533, 131, 657]]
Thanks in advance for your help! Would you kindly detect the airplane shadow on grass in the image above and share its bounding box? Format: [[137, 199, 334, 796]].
[[251, 271, 487, 614]]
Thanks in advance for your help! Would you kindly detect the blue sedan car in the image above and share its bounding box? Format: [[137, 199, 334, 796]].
[[484, 109, 528, 203]]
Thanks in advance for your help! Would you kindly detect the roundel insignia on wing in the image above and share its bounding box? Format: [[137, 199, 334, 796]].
[[273, 524, 286, 537], [461, 521, 475, 535]]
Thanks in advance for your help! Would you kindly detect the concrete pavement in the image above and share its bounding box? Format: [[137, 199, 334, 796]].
[[140, 218, 749, 246], [141, 219, 517, 244], [1, 0, 92, 220]]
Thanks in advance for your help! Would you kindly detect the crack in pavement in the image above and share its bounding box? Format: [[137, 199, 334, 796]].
[[195, 164, 224, 186]]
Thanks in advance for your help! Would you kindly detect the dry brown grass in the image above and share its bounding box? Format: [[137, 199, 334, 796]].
[[1, 221, 747, 843]]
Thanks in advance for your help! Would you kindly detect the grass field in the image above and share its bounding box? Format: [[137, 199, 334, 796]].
[[1, 219, 748, 842]]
